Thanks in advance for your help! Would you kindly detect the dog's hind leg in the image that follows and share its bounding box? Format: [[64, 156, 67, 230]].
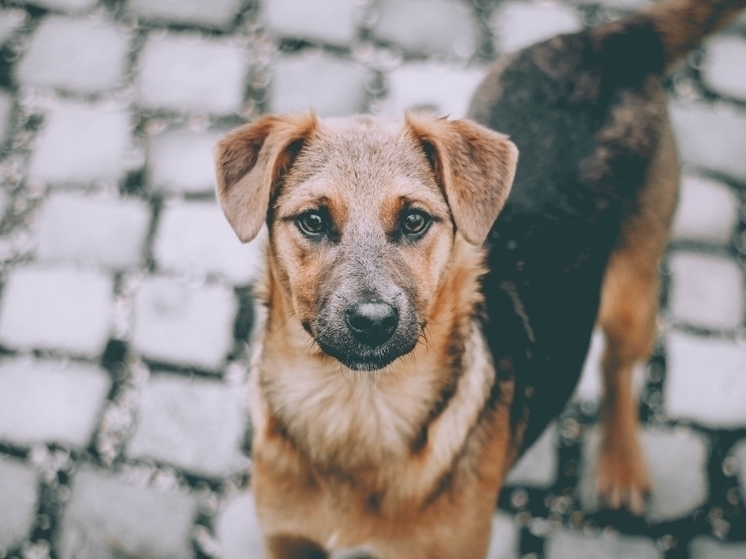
[[595, 116, 679, 514]]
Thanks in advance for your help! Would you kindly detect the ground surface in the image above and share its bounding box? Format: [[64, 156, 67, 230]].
[[0, 0, 745, 558]]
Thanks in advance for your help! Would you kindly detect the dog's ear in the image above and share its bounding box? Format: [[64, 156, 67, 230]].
[[405, 112, 518, 246], [214, 112, 319, 243]]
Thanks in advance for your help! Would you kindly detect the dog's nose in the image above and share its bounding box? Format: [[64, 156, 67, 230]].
[[345, 301, 398, 346]]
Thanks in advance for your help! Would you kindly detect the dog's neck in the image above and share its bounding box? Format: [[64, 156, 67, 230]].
[[249, 236, 500, 497]]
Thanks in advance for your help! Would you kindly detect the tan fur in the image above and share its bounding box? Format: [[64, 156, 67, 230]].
[[215, 113, 519, 558]]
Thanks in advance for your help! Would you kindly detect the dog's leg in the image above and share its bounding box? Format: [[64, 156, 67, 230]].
[[265, 535, 328, 559], [596, 249, 657, 514], [595, 114, 679, 514]]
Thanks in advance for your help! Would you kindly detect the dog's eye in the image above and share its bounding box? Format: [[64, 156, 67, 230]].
[[297, 211, 327, 237], [401, 210, 431, 237]]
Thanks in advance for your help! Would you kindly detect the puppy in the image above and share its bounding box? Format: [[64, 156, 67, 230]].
[[214, 1, 746, 557]]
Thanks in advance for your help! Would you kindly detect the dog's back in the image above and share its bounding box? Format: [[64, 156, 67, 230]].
[[470, 0, 746, 451]]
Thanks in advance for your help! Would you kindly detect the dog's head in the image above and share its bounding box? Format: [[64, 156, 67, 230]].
[[215, 112, 517, 371]]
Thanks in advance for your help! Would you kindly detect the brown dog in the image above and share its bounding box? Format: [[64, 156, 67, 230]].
[[214, 1, 746, 557]]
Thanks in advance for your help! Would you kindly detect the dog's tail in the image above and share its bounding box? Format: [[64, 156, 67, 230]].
[[590, 0, 746, 75], [646, 0, 746, 68]]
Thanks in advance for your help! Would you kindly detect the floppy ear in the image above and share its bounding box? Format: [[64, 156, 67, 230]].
[[405, 112, 518, 246], [214, 112, 319, 243]]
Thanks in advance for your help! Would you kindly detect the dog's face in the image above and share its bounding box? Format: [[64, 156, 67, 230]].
[[215, 113, 517, 371]]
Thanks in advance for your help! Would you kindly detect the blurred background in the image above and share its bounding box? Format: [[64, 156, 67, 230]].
[[0, 0, 745, 558]]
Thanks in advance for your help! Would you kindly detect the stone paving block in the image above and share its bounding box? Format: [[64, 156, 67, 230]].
[[506, 423, 557, 488], [670, 102, 746, 182], [271, 54, 371, 117], [0, 265, 113, 356], [666, 332, 746, 427], [0, 357, 111, 447], [28, 101, 131, 185], [732, 438, 746, 503], [546, 528, 661, 559], [671, 175, 739, 244], [668, 252, 744, 330], [579, 427, 708, 521], [372, 0, 478, 57], [131, 276, 237, 370], [58, 467, 197, 559], [147, 129, 223, 194], [0, 9, 25, 44], [126, 374, 248, 477], [25, 0, 97, 12], [138, 33, 249, 115], [263, 0, 359, 46], [36, 192, 150, 269], [0, 89, 12, 146], [690, 537, 746, 559], [491, 1, 583, 53], [573, 328, 603, 403], [384, 64, 486, 119], [154, 200, 262, 283], [16, 16, 130, 94], [486, 512, 518, 559], [0, 456, 37, 552], [0, 189, 8, 219], [702, 36, 746, 102], [216, 492, 264, 559], [127, 0, 243, 29]]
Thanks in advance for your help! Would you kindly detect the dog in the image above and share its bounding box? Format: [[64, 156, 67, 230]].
[[213, 1, 746, 557]]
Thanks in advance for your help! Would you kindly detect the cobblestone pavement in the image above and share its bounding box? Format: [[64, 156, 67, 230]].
[[0, 0, 745, 558]]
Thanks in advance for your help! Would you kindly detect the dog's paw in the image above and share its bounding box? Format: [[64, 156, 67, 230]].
[[595, 443, 651, 515]]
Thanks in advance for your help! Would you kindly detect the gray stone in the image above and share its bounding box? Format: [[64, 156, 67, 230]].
[[0, 265, 113, 356], [670, 102, 746, 182], [28, 101, 131, 185], [263, 0, 359, 46], [384, 64, 486, 119], [643, 428, 708, 521], [127, 0, 243, 29], [573, 328, 604, 403], [126, 374, 248, 477], [690, 537, 746, 559], [546, 528, 661, 559], [486, 512, 518, 559], [668, 252, 744, 330], [580, 427, 708, 521], [702, 36, 746, 102], [36, 192, 150, 269], [0, 456, 37, 552], [671, 175, 739, 244], [131, 276, 237, 370], [506, 423, 557, 488], [0, 90, 12, 146], [271, 54, 371, 117], [138, 33, 249, 115], [0, 357, 111, 447], [24, 0, 97, 12], [666, 332, 746, 427], [0, 9, 25, 44], [491, 2, 583, 53], [732, 438, 746, 503], [216, 492, 264, 559], [372, 0, 478, 57], [154, 200, 262, 284], [16, 16, 130, 94], [58, 467, 197, 559], [147, 129, 223, 194]]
